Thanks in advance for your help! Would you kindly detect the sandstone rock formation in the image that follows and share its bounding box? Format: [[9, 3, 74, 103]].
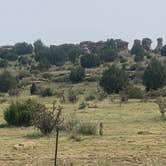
[[142, 38, 152, 51], [154, 38, 163, 53], [115, 39, 129, 51], [0, 45, 14, 53], [80, 41, 104, 54], [133, 39, 142, 47]]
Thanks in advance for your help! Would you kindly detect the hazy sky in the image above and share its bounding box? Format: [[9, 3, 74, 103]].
[[0, 0, 165, 47]]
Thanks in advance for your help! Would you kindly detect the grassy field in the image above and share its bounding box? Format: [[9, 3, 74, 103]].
[[0, 91, 166, 166]]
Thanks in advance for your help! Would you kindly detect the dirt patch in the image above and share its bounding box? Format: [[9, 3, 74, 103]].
[[14, 141, 36, 150]]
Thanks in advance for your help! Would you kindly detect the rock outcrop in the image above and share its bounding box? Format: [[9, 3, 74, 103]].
[[154, 38, 163, 53], [80, 41, 104, 54], [133, 39, 142, 47], [115, 39, 129, 51], [142, 38, 152, 51]]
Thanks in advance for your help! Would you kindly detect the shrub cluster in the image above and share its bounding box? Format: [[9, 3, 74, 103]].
[[63, 114, 98, 136], [4, 99, 43, 126], [143, 59, 166, 91], [32, 106, 56, 135], [40, 88, 53, 97], [100, 65, 129, 94], [126, 86, 144, 99], [69, 66, 85, 83], [0, 71, 17, 93], [80, 54, 100, 68]]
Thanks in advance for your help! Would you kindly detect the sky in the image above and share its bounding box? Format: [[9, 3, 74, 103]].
[[0, 0, 165, 47]]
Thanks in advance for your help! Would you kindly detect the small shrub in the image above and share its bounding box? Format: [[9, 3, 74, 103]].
[[88, 103, 98, 108], [147, 90, 162, 98], [0, 59, 8, 68], [126, 86, 144, 99], [96, 86, 107, 100], [78, 102, 87, 110], [30, 83, 38, 95], [69, 66, 85, 83], [161, 45, 166, 56], [100, 48, 117, 62], [143, 58, 166, 91], [75, 122, 97, 135], [37, 59, 51, 71], [33, 107, 56, 135], [14, 42, 33, 55], [68, 89, 77, 103], [100, 65, 129, 94], [4, 99, 43, 126], [0, 71, 17, 93], [8, 89, 20, 96], [63, 114, 97, 136], [63, 114, 80, 132], [69, 132, 82, 142], [119, 56, 127, 63], [119, 90, 128, 105], [17, 70, 30, 80], [85, 94, 96, 101], [41, 88, 53, 97], [80, 54, 100, 68], [155, 97, 166, 117]]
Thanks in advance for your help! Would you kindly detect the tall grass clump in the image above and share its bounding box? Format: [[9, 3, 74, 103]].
[[75, 122, 98, 135], [64, 114, 98, 136]]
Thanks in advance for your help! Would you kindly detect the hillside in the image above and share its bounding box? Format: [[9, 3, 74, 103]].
[[0, 38, 166, 166]]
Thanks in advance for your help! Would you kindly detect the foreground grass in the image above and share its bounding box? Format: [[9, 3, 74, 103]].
[[0, 95, 166, 166]]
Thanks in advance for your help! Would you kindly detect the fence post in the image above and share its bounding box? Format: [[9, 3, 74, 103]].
[[54, 103, 63, 166], [54, 127, 59, 166]]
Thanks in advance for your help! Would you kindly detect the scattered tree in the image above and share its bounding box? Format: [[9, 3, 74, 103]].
[[100, 66, 129, 94], [80, 54, 100, 68], [0, 71, 17, 92], [161, 45, 166, 56], [143, 59, 166, 91], [14, 42, 33, 55], [30, 83, 38, 95], [0, 59, 8, 68], [100, 48, 117, 62], [4, 99, 43, 126], [69, 66, 85, 83]]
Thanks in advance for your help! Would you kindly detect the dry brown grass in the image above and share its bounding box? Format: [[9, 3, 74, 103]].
[[0, 95, 166, 165]]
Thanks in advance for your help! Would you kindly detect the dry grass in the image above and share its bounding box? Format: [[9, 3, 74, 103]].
[[0, 94, 166, 165]]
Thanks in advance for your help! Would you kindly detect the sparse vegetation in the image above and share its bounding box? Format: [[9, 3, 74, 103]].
[[1, 37, 166, 165]]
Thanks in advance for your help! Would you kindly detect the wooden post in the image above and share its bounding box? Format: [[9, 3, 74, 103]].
[[54, 103, 63, 166], [54, 127, 59, 166], [99, 122, 103, 136]]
